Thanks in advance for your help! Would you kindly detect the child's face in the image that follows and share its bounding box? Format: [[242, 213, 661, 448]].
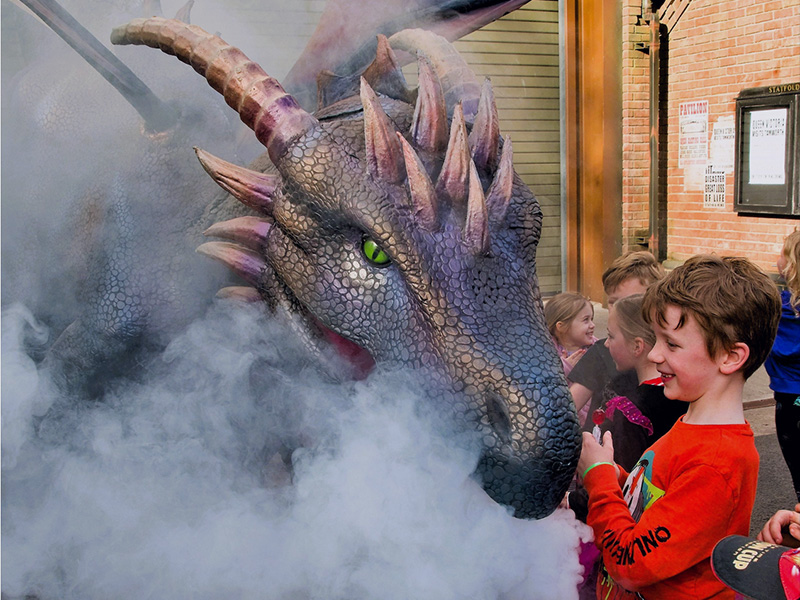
[[604, 308, 637, 372], [560, 302, 595, 348], [647, 305, 719, 402], [606, 278, 648, 307]]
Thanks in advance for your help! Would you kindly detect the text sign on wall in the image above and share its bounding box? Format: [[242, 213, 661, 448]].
[[704, 166, 726, 208], [734, 83, 799, 216], [679, 100, 709, 168], [748, 108, 787, 185], [710, 116, 735, 173]]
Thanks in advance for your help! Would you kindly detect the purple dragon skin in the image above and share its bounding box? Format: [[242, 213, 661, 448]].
[[108, 18, 581, 519]]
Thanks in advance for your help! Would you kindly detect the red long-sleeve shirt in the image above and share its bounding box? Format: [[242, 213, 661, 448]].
[[584, 417, 758, 599]]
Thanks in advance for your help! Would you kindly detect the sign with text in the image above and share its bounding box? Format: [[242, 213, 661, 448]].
[[748, 108, 787, 185], [679, 100, 709, 168], [734, 84, 799, 216], [704, 166, 726, 208], [710, 116, 735, 173]]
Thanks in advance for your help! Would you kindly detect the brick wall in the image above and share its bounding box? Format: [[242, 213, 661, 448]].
[[621, 0, 653, 251], [621, 0, 800, 274]]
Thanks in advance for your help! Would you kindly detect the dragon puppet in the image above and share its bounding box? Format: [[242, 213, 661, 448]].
[[7, 1, 580, 520]]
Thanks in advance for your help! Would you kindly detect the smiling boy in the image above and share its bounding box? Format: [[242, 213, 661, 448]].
[[578, 255, 781, 599]]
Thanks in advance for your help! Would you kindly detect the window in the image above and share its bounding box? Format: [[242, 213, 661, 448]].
[[734, 83, 800, 217]]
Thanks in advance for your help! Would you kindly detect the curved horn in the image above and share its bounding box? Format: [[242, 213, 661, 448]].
[[389, 28, 481, 121], [111, 17, 318, 163]]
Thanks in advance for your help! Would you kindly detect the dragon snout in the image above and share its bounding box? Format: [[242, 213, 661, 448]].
[[477, 381, 581, 519]]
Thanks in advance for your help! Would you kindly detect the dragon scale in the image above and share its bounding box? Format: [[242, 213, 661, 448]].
[[110, 18, 581, 519]]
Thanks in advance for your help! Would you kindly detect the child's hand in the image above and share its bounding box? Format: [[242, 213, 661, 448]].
[[577, 430, 616, 476], [757, 503, 800, 547], [564, 348, 587, 368]]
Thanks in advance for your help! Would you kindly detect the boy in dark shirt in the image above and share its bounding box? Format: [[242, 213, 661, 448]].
[[569, 251, 665, 417]]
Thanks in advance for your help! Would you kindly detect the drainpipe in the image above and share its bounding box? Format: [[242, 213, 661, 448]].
[[647, 4, 662, 260]]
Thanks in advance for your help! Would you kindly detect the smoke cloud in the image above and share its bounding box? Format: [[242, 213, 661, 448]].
[[2, 1, 589, 597]]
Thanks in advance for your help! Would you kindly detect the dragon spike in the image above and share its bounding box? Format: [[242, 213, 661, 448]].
[[363, 35, 413, 103], [465, 159, 490, 255], [397, 133, 438, 230], [469, 79, 500, 173], [485, 136, 514, 223], [174, 0, 194, 23], [360, 77, 405, 184], [194, 148, 279, 215], [204, 216, 272, 252], [111, 17, 318, 164], [215, 286, 263, 303], [435, 103, 470, 206], [196, 241, 265, 288], [411, 53, 448, 153], [389, 28, 481, 120]]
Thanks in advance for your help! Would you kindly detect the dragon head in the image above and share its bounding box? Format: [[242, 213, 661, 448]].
[[111, 19, 580, 519]]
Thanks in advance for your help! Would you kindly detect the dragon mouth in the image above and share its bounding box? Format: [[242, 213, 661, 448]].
[[308, 314, 376, 380]]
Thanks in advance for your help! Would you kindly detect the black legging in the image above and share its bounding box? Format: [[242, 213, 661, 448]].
[[775, 392, 800, 503]]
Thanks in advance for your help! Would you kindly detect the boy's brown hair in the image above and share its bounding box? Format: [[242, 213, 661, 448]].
[[602, 251, 665, 294], [642, 254, 781, 379]]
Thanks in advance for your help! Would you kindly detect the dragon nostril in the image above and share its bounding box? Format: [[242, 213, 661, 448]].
[[485, 392, 512, 444]]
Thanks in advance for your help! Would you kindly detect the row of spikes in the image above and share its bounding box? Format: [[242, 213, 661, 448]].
[[193, 54, 515, 290]]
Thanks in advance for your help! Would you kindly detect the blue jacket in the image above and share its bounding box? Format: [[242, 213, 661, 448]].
[[765, 289, 800, 394]]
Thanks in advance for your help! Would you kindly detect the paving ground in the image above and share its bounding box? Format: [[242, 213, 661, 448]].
[[588, 302, 796, 535]]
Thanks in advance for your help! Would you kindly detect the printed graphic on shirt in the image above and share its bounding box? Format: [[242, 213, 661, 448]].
[[622, 450, 665, 521], [596, 450, 672, 598]]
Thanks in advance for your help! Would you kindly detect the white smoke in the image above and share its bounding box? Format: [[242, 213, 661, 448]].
[[2, 302, 587, 599], [2, 1, 589, 597]]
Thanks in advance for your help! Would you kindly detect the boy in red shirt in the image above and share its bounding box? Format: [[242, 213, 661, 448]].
[[578, 255, 781, 599]]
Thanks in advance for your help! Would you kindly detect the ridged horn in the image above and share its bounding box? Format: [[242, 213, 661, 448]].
[[485, 136, 514, 223], [397, 133, 438, 231], [204, 216, 271, 252], [196, 241, 265, 287], [435, 103, 470, 205], [360, 77, 405, 184], [411, 54, 447, 153], [194, 148, 279, 216], [389, 28, 481, 121], [111, 17, 318, 163], [469, 79, 500, 173], [465, 160, 490, 255]]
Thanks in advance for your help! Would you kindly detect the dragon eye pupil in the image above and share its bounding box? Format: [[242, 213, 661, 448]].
[[362, 237, 390, 266]]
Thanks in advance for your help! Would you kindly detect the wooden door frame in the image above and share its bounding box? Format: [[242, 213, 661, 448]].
[[562, 0, 623, 301]]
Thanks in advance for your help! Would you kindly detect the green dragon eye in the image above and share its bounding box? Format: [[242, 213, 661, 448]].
[[362, 237, 391, 267]]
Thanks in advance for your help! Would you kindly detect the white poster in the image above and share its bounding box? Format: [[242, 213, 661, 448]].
[[679, 100, 709, 168], [749, 108, 787, 185], [704, 166, 726, 208], [710, 115, 735, 173]]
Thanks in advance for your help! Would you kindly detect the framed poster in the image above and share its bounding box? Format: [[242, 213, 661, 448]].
[[734, 83, 800, 217]]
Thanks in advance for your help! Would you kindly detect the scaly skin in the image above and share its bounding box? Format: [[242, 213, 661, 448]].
[[110, 19, 581, 519]]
